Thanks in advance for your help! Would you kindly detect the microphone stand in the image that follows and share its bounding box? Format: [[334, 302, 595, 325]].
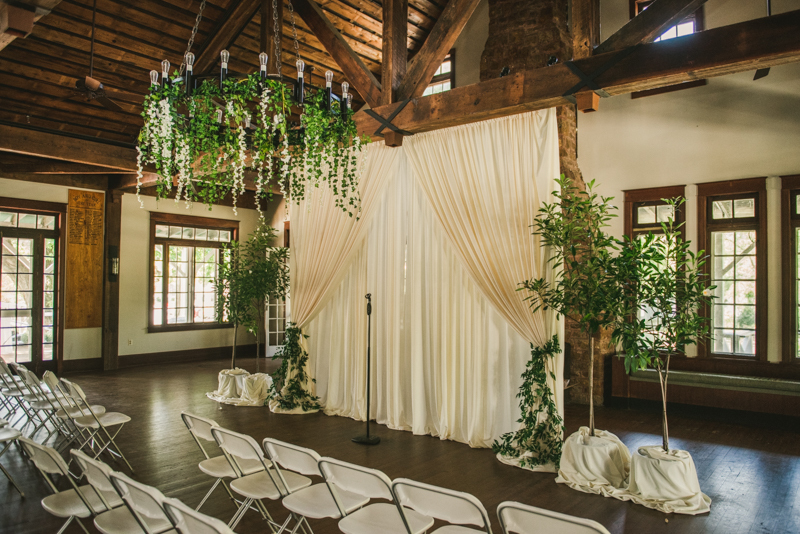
[[352, 293, 380, 445]]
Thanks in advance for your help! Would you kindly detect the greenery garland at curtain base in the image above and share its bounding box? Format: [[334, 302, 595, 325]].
[[267, 323, 321, 413], [492, 335, 564, 470]]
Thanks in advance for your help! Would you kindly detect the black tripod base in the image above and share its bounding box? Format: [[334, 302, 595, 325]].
[[352, 435, 381, 445]]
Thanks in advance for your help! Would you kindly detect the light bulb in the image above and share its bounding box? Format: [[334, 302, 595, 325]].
[[161, 59, 170, 78], [341, 81, 349, 97], [296, 59, 305, 79], [220, 49, 230, 69], [325, 70, 333, 88], [185, 52, 195, 73], [216, 109, 223, 123], [150, 70, 159, 85], [259, 52, 268, 76]]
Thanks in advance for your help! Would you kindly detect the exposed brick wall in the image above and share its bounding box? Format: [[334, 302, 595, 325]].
[[481, 0, 606, 405]]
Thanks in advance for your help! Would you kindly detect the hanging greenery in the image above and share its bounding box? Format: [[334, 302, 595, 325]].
[[493, 335, 564, 469], [137, 73, 367, 217], [268, 324, 321, 412]]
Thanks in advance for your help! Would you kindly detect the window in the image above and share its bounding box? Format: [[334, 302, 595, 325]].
[[266, 297, 286, 356], [697, 179, 767, 360], [629, 1, 706, 99], [149, 214, 238, 332], [782, 175, 800, 363], [0, 200, 63, 372], [422, 50, 455, 96]]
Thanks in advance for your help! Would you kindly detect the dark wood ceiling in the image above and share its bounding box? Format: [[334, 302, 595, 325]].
[[0, 0, 444, 145]]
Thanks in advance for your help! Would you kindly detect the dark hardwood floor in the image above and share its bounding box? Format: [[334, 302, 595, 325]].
[[1, 357, 799, 534]]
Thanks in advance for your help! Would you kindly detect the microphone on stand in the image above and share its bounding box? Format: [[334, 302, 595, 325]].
[[352, 293, 380, 445]]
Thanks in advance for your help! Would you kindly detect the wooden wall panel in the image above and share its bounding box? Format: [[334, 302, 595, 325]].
[[66, 189, 104, 328]]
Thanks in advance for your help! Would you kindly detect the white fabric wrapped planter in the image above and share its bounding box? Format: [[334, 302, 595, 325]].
[[206, 369, 273, 407], [623, 446, 711, 515], [555, 427, 631, 496]]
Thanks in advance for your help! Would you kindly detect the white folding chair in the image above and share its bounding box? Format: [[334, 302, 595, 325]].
[[0, 425, 24, 496], [63, 379, 134, 472], [392, 478, 493, 533], [71, 449, 164, 534], [263, 438, 369, 534], [496, 502, 610, 534], [317, 457, 433, 534], [42, 371, 99, 453], [181, 412, 259, 512], [109, 471, 177, 534], [0, 361, 36, 432], [163, 497, 238, 534], [17, 365, 70, 443], [211, 426, 310, 531], [19, 436, 117, 534]]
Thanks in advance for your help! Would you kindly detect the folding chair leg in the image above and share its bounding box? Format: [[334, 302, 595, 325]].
[[0, 442, 24, 497], [56, 516, 90, 534], [228, 497, 253, 530], [196, 478, 222, 511]]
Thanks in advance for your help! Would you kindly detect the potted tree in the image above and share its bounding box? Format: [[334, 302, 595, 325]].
[[522, 175, 631, 493], [613, 198, 713, 513]]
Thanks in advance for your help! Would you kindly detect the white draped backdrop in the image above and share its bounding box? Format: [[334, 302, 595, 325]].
[[287, 109, 563, 448]]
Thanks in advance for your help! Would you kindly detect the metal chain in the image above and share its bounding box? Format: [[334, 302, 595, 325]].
[[180, 0, 207, 75], [286, 0, 301, 66], [272, 0, 281, 77]]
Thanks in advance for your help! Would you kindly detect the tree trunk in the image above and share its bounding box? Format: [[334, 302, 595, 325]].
[[589, 332, 595, 436], [656, 362, 669, 452], [231, 323, 238, 369]]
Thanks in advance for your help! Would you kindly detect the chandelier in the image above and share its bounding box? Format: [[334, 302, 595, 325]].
[[135, 0, 366, 217]]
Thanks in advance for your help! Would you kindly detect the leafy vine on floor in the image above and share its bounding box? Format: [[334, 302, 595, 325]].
[[492, 335, 564, 469], [268, 324, 321, 411]]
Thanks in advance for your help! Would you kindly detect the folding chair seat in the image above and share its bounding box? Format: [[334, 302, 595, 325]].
[[317, 457, 434, 534], [496, 502, 610, 534], [20, 437, 121, 534], [0, 426, 24, 496], [263, 438, 369, 534], [211, 426, 310, 530], [63, 379, 134, 472], [163, 497, 238, 534], [392, 478, 493, 533], [16, 366, 70, 443], [181, 412, 263, 512], [109, 471, 177, 534]]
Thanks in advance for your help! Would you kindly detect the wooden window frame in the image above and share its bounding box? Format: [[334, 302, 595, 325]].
[[624, 185, 686, 238], [629, 0, 707, 99], [148, 213, 239, 333], [424, 49, 455, 94], [697, 178, 768, 362], [0, 197, 66, 374], [781, 175, 800, 364]]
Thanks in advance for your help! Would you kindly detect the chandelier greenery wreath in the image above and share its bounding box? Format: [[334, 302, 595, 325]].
[[135, 0, 368, 217]]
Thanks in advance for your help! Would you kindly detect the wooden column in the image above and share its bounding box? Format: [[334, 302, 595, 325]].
[[381, 0, 408, 106], [102, 189, 122, 371]]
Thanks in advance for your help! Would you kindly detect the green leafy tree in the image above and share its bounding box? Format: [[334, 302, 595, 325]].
[[216, 223, 289, 369], [614, 199, 713, 452], [521, 175, 624, 436]]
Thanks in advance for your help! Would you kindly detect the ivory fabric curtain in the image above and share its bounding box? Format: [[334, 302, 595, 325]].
[[306, 158, 532, 446], [303, 109, 562, 446], [269, 143, 401, 413]]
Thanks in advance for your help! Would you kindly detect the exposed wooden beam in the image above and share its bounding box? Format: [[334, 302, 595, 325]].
[[594, 0, 708, 55], [356, 10, 800, 137], [571, 0, 600, 60], [0, 162, 130, 174], [109, 173, 161, 192], [0, 172, 108, 190], [193, 0, 263, 75], [381, 0, 408, 106], [293, 0, 382, 108], [0, 125, 138, 170], [396, 0, 482, 101], [0, 0, 61, 52]]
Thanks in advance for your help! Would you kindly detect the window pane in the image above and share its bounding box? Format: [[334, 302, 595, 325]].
[[182, 227, 195, 240], [37, 215, 56, 230], [676, 21, 695, 37], [657, 25, 678, 41], [0, 212, 17, 227], [711, 230, 757, 356], [193, 247, 218, 324], [637, 206, 656, 224], [18, 214, 36, 228], [195, 228, 208, 241], [207, 230, 219, 242], [796, 195, 800, 215], [733, 198, 755, 218], [440, 60, 451, 74], [169, 226, 183, 239], [219, 230, 231, 242], [656, 204, 674, 223], [712, 200, 732, 219], [155, 224, 169, 238]]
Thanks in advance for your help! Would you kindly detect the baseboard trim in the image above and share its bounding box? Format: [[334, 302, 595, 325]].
[[62, 358, 104, 373], [117, 344, 257, 369]]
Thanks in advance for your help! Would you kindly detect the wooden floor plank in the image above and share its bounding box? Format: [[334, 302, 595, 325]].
[[1, 357, 799, 533]]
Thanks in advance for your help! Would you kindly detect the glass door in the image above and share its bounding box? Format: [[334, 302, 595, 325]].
[[0, 210, 60, 374]]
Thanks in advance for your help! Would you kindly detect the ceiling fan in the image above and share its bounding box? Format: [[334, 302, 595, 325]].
[[64, 0, 123, 112]]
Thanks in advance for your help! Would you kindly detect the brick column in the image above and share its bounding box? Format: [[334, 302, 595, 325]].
[[480, 0, 606, 406]]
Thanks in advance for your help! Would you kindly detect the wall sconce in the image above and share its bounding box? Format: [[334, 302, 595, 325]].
[[108, 245, 119, 281]]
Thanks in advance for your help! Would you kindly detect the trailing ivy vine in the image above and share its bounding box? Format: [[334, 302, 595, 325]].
[[492, 335, 564, 469], [138, 73, 367, 217], [268, 324, 321, 412]]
